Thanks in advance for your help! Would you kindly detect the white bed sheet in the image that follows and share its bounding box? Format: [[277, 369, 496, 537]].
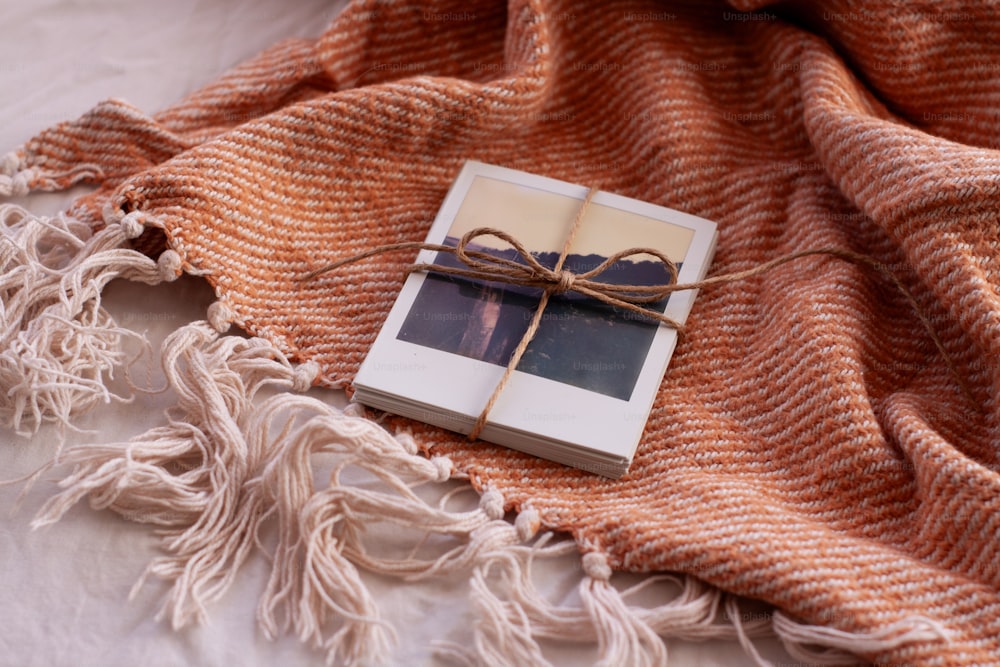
[[0, 1, 800, 665]]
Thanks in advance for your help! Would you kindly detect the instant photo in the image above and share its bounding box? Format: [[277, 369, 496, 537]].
[[353, 161, 717, 477]]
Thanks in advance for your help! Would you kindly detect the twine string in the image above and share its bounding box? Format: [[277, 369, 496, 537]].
[[303, 192, 972, 440], [464, 186, 600, 440]]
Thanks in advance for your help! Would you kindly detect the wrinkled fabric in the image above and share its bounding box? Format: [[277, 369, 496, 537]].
[[11, 0, 1000, 663]]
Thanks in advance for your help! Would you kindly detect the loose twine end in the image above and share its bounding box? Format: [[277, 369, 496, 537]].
[[301, 190, 974, 439]]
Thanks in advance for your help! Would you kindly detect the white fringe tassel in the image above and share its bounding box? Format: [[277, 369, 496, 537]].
[[773, 610, 951, 665], [22, 317, 951, 666], [437, 536, 780, 667], [0, 203, 173, 436], [30, 320, 445, 665]]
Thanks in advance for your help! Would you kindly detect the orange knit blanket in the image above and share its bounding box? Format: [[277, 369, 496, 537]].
[[4, 0, 1000, 664]]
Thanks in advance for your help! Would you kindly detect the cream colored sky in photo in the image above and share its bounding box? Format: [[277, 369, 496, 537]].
[[448, 176, 695, 262]]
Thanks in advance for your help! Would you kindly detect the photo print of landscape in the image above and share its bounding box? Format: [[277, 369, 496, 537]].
[[397, 176, 695, 401]]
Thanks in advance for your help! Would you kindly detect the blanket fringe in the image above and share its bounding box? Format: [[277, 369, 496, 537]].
[[436, 536, 781, 667], [773, 610, 951, 664], [0, 203, 176, 436], [28, 319, 459, 666], [31, 324, 304, 610], [23, 316, 939, 666], [1, 149, 106, 196]]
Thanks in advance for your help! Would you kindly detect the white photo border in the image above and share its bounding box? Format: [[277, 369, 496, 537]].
[[354, 161, 718, 462]]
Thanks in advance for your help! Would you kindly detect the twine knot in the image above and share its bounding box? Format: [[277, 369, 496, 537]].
[[552, 270, 576, 295]]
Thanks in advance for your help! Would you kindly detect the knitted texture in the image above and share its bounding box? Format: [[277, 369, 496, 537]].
[[8, 0, 1000, 663]]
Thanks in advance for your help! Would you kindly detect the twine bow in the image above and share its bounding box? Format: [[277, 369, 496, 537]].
[[407, 226, 683, 329]]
